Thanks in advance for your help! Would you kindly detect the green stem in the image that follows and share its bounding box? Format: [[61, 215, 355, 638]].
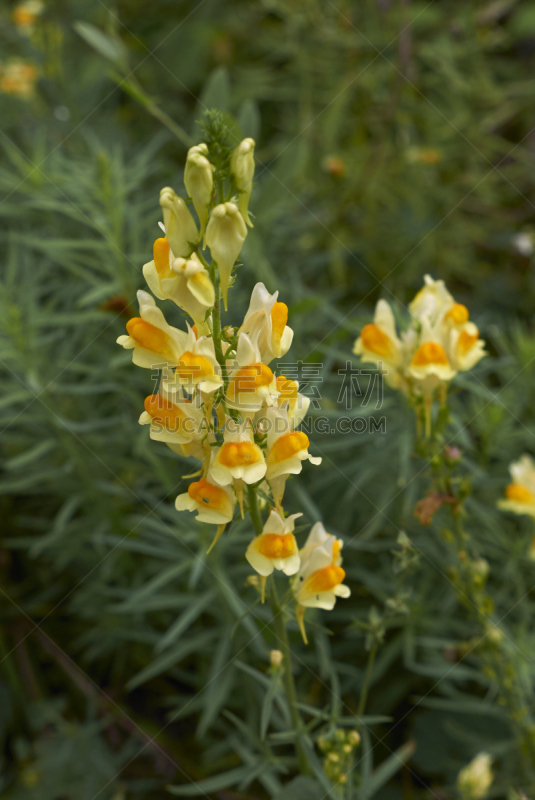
[[357, 643, 377, 717], [270, 574, 310, 776], [123, 75, 192, 148], [209, 270, 228, 391], [247, 483, 263, 536], [247, 485, 310, 775]]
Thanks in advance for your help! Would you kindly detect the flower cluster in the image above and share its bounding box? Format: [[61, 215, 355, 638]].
[[317, 729, 361, 786], [353, 275, 486, 434], [117, 128, 350, 641]]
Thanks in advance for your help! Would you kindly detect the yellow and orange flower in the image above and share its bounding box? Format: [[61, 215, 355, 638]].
[[275, 374, 310, 429], [163, 323, 223, 395], [353, 300, 403, 388], [210, 421, 266, 486], [142, 237, 214, 328], [226, 333, 279, 412], [245, 509, 301, 576], [175, 476, 235, 525], [117, 290, 186, 369], [498, 455, 535, 519], [264, 407, 321, 482], [138, 377, 205, 446], [0, 59, 37, 98], [293, 522, 350, 610], [239, 283, 293, 363]]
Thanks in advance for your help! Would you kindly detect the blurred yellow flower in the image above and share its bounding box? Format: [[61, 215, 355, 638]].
[[457, 753, 493, 800], [498, 454, 535, 519], [0, 59, 37, 98], [12, 0, 43, 33]]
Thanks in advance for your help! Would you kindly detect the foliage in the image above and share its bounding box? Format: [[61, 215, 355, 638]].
[[2, 0, 535, 798]]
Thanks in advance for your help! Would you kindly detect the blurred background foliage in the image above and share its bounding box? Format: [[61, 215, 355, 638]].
[[2, 0, 535, 797]]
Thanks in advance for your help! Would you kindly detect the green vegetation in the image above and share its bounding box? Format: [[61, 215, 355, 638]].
[[2, 1, 535, 798]]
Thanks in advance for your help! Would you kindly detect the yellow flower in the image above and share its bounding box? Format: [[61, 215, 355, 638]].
[[205, 202, 247, 310], [12, 0, 43, 33], [408, 324, 457, 384], [226, 333, 279, 413], [184, 143, 215, 230], [409, 274, 454, 327], [175, 476, 235, 524], [210, 421, 266, 486], [246, 509, 301, 576], [276, 375, 310, 430], [138, 376, 205, 446], [353, 300, 403, 388], [164, 324, 223, 395], [230, 138, 255, 227], [353, 275, 486, 401], [0, 59, 37, 98], [447, 321, 486, 372], [292, 522, 350, 643], [142, 237, 214, 327], [264, 407, 321, 482], [457, 753, 493, 800], [159, 187, 199, 258], [498, 455, 535, 519], [116, 290, 186, 369], [239, 282, 293, 363]]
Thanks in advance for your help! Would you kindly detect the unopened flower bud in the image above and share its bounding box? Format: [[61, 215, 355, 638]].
[[347, 730, 360, 746], [230, 138, 255, 227], [471, 558, 489, 588], [457, 753, 493, 799], [205, 202, 247, 310], [270, 649, 283, 667], [327, 752, 339, 763], [159, 187, 199, 258], [486, 626, 503, 645], [184, 144, 215, 230]]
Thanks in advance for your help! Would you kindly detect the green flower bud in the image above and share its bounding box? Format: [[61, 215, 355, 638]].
[[184, 143, 215, 230], [205, 202, 247, 310], [159, 187, 199, 258], [230, 138, 255, 228]]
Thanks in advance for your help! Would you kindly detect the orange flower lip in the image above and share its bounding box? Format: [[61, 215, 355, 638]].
[[188, 477, 229, 511], [153, 237, 172, 276], [176, 351, 214, 380], [304, 564, 346, 594], [271, 302, 288, 351], [219, 441, 261, 468], [360, 324, 392, 358], [458, 329, 479, 356], [268, 431, 309, 464], [446, 303, 469, 325], [229, 363, 273, 395], [411, 341, 449, 367], [505, 483, 535, 504], [144, 394, 186, 429], [276, 375, 298, 401], [256, 532, 296, 559], [126, 317, 176, 358]]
